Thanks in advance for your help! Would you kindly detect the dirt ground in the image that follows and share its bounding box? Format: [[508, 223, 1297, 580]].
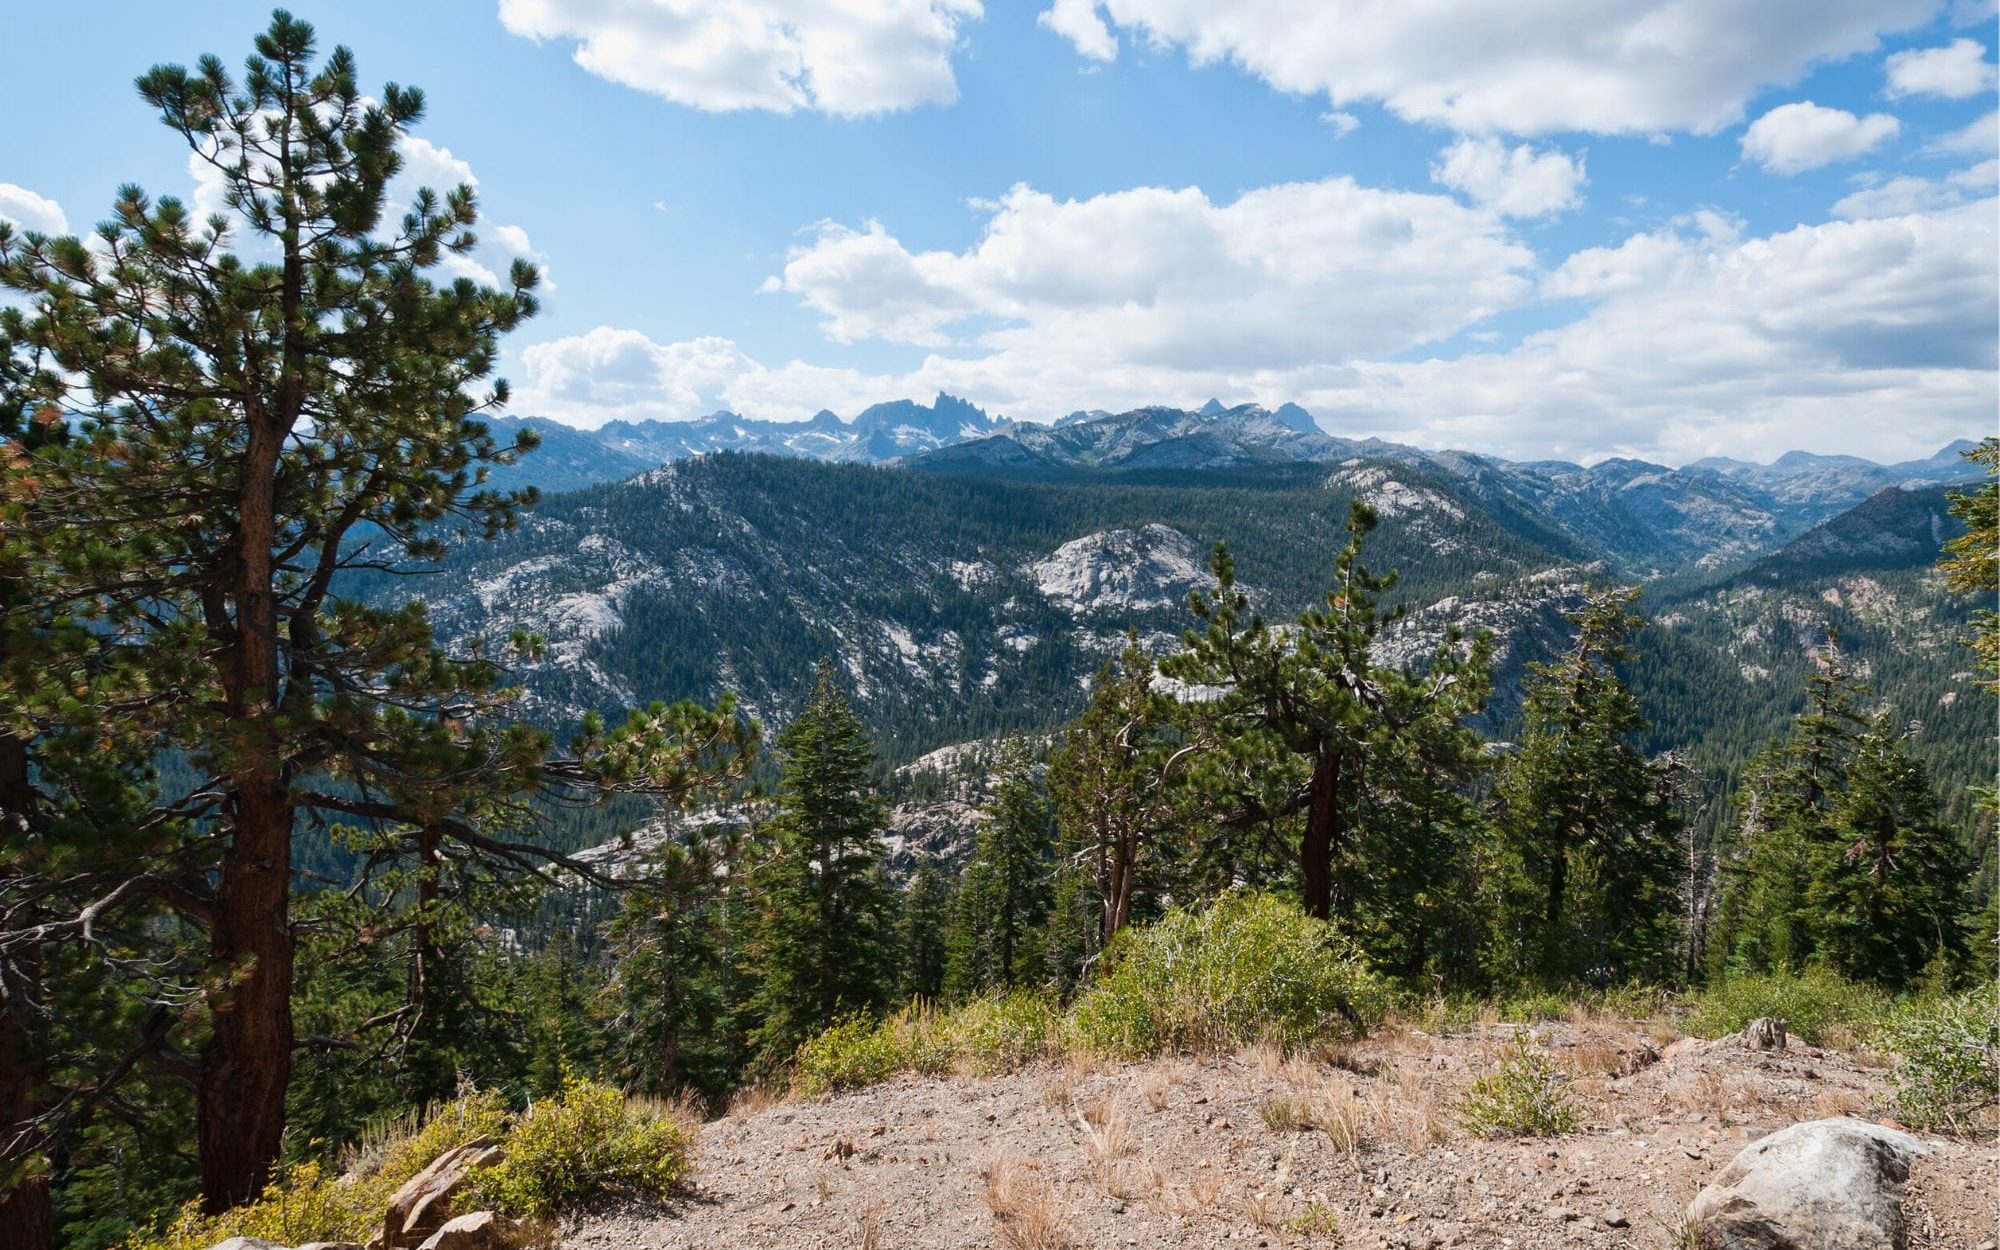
[[565, 1019, 1999, 1250]]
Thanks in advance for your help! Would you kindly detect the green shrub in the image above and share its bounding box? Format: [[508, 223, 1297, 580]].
[[946, 990, 1060, 1075], [472, 1077, 692, 1216], [881, 1000, 957, 1075], [130, 1090, 513, 1250], [131, 1161, 370, 1250], [1285, 1201, 1341, 1237], [1454, 1029, 1579, 1138], [1682, 966, 1895, 1045], [1068, 892, 1387, 1058], [1883, 986, 1999, 1135], [792, 1012, 905, 1098]]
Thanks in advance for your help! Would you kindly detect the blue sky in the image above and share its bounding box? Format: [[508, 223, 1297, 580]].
[[2, 1, 1994, 463]]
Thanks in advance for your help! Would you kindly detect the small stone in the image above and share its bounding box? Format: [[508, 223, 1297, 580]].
[[1602, 1209, 1628, 1229]]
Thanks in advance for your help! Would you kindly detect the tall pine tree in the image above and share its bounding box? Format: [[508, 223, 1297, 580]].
[[945, 739, 1055, 997], [1487, 586, 1683, 985], [745, 660, 896, 1062]]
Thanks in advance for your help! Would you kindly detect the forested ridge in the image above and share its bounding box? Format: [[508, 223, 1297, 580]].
[[0, 14, 1993, 1250]]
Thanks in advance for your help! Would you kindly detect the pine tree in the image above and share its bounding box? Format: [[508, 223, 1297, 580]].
[[944, 740, 1054, 996], [1810, 715, 1968, 986], [0, 13, 749, 1211], [1046, 637, 1202, 955], [602, 820, 747, 1102], [745, 660, 896, 1062], [1166, 502, 1492, 928], [1487, 586, 1682, 984], [897, 858, 954, 1002], [1939, 436, 1997, 972], [1940, 437, 1998, 702], [1715, 642, 1871, 977]]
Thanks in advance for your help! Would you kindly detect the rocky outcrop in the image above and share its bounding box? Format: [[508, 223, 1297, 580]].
[[374, 1138, 504, 1250], [415, 1211, 525, 1250], [1685, 1118, 1930, 1249]]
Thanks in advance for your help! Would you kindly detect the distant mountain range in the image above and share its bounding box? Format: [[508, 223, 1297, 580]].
[[480, 396, 1979, 578]]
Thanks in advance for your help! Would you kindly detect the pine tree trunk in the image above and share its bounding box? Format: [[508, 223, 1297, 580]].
[[0, 941, 52, 1250], [0, 725, 54, 1250], [198, 418, 294, 1213], [198, 770, 295, 1213], [1302, 748, 1341, 920]]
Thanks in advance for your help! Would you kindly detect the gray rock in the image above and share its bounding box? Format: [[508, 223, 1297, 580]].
[[207, 1240, 285, 1250], [1685, 1118, 1929, 1249]]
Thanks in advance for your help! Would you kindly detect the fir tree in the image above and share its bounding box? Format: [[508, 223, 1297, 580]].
[[1810, 715, 1968, 986], [602, 820, 748, 1102], [897, 859, 954, 1002], [1487, 586, 1681, 984], [1715, 641, 1871, 976], [745, 660, 896, 1062], [945, 740, 1055, 996]]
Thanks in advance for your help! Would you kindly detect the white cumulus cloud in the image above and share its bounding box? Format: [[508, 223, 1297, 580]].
[[1832, 159, 1998, 218], [1885, 37, 1997, 99], [1321, 199, 1997, 463], [0, 183, 67, 235], [767, 179, 1537, 372], [1036, 0, 1934, 135], [1038, 0, 1116, 61], [1432, 138, 1586, 217], [497, 0, 982, 116], [1741, 101, 1901, 173]]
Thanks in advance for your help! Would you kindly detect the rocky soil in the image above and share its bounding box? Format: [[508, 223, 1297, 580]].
[[564, 1019, 1998, 1249]]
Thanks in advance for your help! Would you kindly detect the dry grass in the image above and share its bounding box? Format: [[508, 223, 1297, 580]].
[[1038, 1072, 1074, 1110], [1075, 1096, 1134, 1174], [1259, 1095, 1307, 1131], [1309, 1038, 1386, 1077], [1306, 1083, 1368, 1156], [1151, 1166, 1224, 1217], [1241, 1189, 1284, 1230], [1812, 1087, 1869, 1119], [1662, 1068, 1727, 1116], [854, 1202, 884, 1250], [1368, 1069, 1449, 1152], [727, 1083, 781, 1118], [1245, 1040, 1286, 1076], [1567, 1035, 1628, 1077], [981, 1150, 1073, 1250]]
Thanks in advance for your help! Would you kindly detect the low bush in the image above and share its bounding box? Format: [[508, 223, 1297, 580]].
[[947, 990, 1060, 1075], [1454, 1029, 1579, 1138], [131, 1089, 511, 1250], [472, 1077, 693, 1216], [1883, 985, 1999, 1135], [791, 1012, 907, 1098], [1680, 966, 1895, 1046], [1067, 892, 1388, 1058]]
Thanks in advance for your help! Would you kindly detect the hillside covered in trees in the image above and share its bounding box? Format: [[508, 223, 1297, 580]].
[[0, 14, 1993, 1250]]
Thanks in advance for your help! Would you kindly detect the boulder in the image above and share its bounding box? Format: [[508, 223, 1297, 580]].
[[1685, 1118, 1930, 1249], [206, 1240, 286, 1250], [416, 1211, 525, 1250], [1738, 1017, 1787, 1051], [379, 1138, 504, 1250]]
